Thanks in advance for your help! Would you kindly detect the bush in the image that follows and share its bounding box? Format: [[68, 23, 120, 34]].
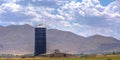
[[107, 58, 111, 60]]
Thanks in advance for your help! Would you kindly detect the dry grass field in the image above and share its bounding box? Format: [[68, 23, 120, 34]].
[[0, 57, 120, 60], [0, 55, 120, 60]]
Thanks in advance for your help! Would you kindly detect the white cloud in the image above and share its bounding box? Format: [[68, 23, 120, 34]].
[[0, 2, 22, 13], [60, 21, 71, 27], [10, 22, 16, 25], [3, 0, 22, 3], [0, 0, 120, 39], [72, 23, 83, 27], [78, 10, 85, 16]]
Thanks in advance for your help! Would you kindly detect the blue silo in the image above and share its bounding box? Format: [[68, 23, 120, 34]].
[[34, 24, 46, 56]]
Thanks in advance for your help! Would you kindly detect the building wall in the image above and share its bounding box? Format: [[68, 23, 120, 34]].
[[34, 28, 46, 56]]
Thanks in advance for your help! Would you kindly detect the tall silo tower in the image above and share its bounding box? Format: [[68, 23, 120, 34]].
[[34, 24, 46, 56]]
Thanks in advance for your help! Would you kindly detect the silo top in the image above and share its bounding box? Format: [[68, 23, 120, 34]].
[[37, 24, 46, 28]]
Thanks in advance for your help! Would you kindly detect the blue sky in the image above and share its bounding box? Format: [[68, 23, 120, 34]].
[[0, 0, 120, 40], [99, 0, 115, 6]]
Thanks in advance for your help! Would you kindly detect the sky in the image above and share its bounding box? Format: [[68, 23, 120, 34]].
[[0, 0, 120, 40]]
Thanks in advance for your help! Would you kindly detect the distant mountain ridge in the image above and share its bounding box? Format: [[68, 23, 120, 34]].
[[0, 24, 120, 55]]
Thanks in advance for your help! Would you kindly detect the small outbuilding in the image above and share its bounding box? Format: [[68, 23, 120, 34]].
[[40, 49, 75, 57]]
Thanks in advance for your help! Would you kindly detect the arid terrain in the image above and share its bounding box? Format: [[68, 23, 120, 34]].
[[0, 54, 120, 60]]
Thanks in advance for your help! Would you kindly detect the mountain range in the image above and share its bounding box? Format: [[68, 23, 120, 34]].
[[0, 24, 120, 55]]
